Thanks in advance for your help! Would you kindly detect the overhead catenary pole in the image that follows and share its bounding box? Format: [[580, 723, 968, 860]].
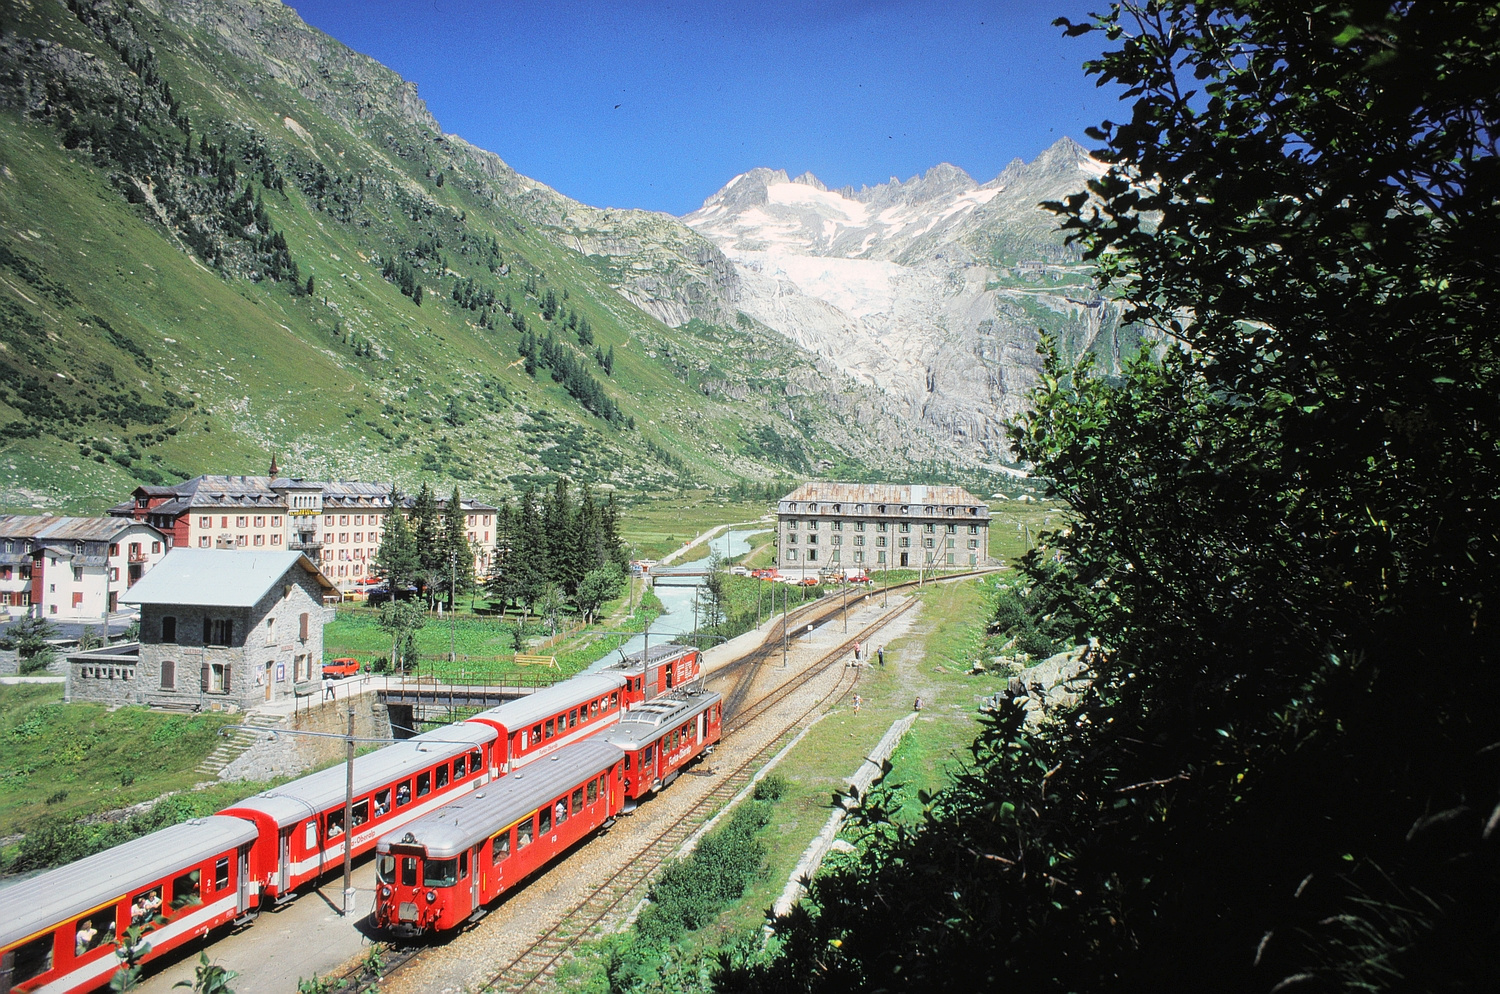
[[448, 551, 457, 663], [343, 704, 356, 916]]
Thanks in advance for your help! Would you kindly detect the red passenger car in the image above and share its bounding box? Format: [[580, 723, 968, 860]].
[[0, 817, 259, 994], [218, 722, 496, 902], [604, 642, 702, 703], [604, 689, 722, 803], [373, 740, 625, 935], [464, 673, 626, 773]]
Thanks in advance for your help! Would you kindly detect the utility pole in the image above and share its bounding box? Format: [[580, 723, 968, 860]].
[[342, 705, 356, 916], [781, 581, 788, 668], [842, 573, 848, 633], [448, 551, 457, 663]]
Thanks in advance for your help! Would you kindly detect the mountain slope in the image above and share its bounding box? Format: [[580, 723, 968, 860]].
[[0, 0, 972, 513], [684, 140, 1139, 459]]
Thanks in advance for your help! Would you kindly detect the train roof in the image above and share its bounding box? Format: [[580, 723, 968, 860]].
[[606, 642, 696, 670], [606, 690, 721, 749], [222, 723, 496, 827], [0, 816, 258, 948], [466, 673, 626, 732], [377, 740, 622, 858]]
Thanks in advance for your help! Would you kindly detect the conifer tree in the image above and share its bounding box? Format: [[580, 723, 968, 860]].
[[437, 485, 473, 610], [409, 481, 440, 585], [373, 485, 419, 594]]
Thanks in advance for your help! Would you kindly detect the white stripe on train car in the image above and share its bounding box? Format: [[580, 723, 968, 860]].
[[289, 776, 487, 877], [35, 894, 240, 994], [511, 714, 621, 768]]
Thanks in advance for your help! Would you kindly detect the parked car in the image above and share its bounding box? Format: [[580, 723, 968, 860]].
[[323, 657, 361, 679]]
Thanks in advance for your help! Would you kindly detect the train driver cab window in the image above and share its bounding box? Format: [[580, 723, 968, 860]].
[[327, 809, 345, 838], [517, 815, 535, 849], [352, 799, 369, 828], [491, 831, 511, 863], [459, 852, 469, 880], [10, 932, 53, 985], [545, 718, 555, 739], [587, 779, 598, 804], [396, 780, 412, 807], [215, 856, 230, 892], [453, 757, 466, 781], [401, 857, 417, 887], [572, 787, 584, 812], [374, 789, 391, 817], [569, 708, 578, 728], [416, 771, 432, 798], [172, 868, 202, 910], [74, 908, 113, 955], [539, 805, 552, 834], [376, 855, 395, 883], [643, 745, 655, 766], [423, 858, 457, 888], [435, 764, 449, 789]]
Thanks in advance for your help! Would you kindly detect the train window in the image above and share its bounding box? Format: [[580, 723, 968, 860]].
[[396, 780, 412, 807], [172, 868, 202, 910], [469, 750, 484, 774], [374, 789, 391, 817], [10, 932, 53, 984], [643, 745, 655, 766], [435, 764, 449, 789], [572, 787, 584, 812], [305, 821, 318, 849], [545, 718, 555, 739], [327, 809, 345, 838], [554, 798, 568, 825], [624, 752, 631, 770], [215, 856, 230, 891], [417, 772, 432, 798], [453, 757, 466, 781], [423, 858, 457, 888], [74, 908, 114, 955], [491, 831, 510, 863], [611, 691, 619, 708], [517, 816, 534, 849], [531, 724, 542, 744], [130, 887, 162, 927], [569, 708, 578, 728], [376, 855, 395, 884], [518, 730, 528, 751], [401, 857, 417, 887], [459, 852, 469, 880], [590, 700, 599, 717], [587, 779, 598, 804], [352, 799, 370, 828], [539, 806, 552, 834]]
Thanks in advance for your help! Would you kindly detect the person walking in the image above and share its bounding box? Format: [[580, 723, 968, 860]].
[[853, 694, 862, 713], [854, 641, 861, 661], [878, 646, 885, 666], [322, 675, 335, 701]]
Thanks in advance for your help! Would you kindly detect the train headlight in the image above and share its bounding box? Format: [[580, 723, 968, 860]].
[[378, 885, 390, 899], [426, 890, 437, 903]]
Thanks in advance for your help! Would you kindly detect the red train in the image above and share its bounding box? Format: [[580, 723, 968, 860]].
[[0, 643, 705, 992], [604, 688, 722, 803]]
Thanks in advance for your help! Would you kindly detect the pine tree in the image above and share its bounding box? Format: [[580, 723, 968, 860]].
[[437, 485, 473, 610], [410, 481, 440, 586], [485, 498, 514, 610], [373, 486, 419, 595]]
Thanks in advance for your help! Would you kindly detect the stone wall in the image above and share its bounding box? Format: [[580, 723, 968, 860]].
[[65, 645, 142, 705], [217, 688, 392, 782]]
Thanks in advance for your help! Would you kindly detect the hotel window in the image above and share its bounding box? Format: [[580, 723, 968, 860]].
[[900, 537, 910, 548], [237, 516, 247, 528], [854, 551, 864, 563], [353, 532, 361, 543], [786, 550, 797, 561], [199, 537, 211, 548], [899, 523, 910, 533], [254, 535, 265, 547], [807, 533, 818, 545], [831, 521, 841, 531], [151, 541, 161, 553], [831, 535, 841, 546], [354, 515, 363, 526], [199, 516, 211, 529], [947, 538, 955, 549], [254, 516, 265, 528], [340, 533, 349, 543], [855, 522, 865, 532], [878, 522, 888, 532], [924, 538, 935, 549], [221, 517, 229, 528], [968, 539, 979, 549], [272, 535, 282, 545], [832, 550, 841, 562], [73, 566, 83, 582], [272, 516, 282, 527], [878, 550, 886, 563], [787, 533, 797, 544], [924, 523, 936, 533], [854, 536, 864, 546], [876, 536, 887, 547], [946, 523, 956, 534], [235, 535, 247, 547], [340, 516, 348, 526], [324, 515, 334, 526], [969, 524, 979, 534]]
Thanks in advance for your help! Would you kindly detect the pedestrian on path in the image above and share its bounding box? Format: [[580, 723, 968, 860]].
[[854, 641, 861, 661], [853, 694, 862, 713], [322, 676, 335, 701], [877, 646, 885, 666]]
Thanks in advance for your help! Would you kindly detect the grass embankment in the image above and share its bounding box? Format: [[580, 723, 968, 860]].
[[560, 576, 1009, 991], [617, 496, 773, 561]]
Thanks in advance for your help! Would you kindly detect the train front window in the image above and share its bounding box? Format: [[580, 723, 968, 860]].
[[417, 771, 431, 797], [423, 858, 458, 887], [376, 855, 396, 884], [401, 857, 417, 887], [172, 868, 202, 909], [11, 932, 52, 983]]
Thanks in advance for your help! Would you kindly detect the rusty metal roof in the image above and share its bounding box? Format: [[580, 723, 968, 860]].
[[0, 515, 161, 543], [780, 482, 987, 507]]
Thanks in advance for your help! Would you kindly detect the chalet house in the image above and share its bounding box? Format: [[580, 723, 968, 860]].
[[0, 516, 167, 621], [68, 549, 338, 711]]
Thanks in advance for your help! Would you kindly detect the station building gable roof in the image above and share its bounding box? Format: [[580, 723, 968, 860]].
[[119, 548, 335, 608]]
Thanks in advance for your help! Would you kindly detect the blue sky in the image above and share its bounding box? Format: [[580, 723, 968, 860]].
[[286, 1, 1123, 216]]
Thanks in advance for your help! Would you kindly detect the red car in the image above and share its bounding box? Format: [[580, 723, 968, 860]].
[[323, 658, 361, 679]]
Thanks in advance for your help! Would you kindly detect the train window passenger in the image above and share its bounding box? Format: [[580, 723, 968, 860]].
[[74, 909, 112, 955], [417, 772, 432, 798], [401, 857, 417, 887], [436, 764, 449, 789], [569, 708, 578, 728], [374, 789, 391, 817], [587, 779, 598, 804], [539, 806, 552, 834], [469, 750, 484, 774], [376, 855, 395, 883], [624, 752, 631, 770], [10, 932, 53, 984], [517, 816, 534, 849], [172, 868, 202, 910], [215, 857, 230, 892], [130, 887, 162, 926], [611, 691, 619, 708], [491, 831, 510, 863], [453, 757, 466, 781], [545, 718, 555, 739], [531, 724, 542, 744], [327, 809, 346, 838], [423, 858, 458, 888], [555, 798, 567, 825], [352, 799, 369, 828], [572, 787, 584, 812], [590, 700, 599, 718], [396, 780, 412, 807]]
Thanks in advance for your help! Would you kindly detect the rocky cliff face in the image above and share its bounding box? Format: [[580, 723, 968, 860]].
[[684, 139, 1133, 460]]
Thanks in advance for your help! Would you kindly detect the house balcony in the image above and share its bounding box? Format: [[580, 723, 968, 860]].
[[289, 537, 323, 554], [127, 551, 149, 564]]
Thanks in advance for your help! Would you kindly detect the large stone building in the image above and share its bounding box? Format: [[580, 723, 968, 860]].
[[776, 483, 992, 576], [109, 474, 497, 592], [67, 549, 338, 711], [0, 516, 168, 621]]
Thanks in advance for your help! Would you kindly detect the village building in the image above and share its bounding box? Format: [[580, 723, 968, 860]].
[[776, 483, 992, 577], [109, 473, 496, 593], [0, 516, 168, 621], [66, 549, 338, 711]]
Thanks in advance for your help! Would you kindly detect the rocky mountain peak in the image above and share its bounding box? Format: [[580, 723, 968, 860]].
[[791, 171, 828, 191]]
